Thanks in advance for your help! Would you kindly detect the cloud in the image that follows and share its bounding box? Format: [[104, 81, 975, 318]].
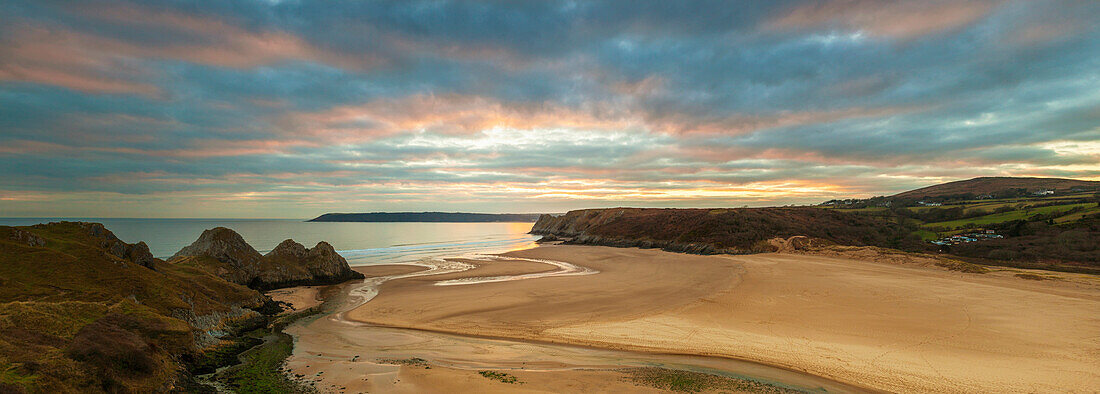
[[0, 1, 382, 95], [276, 93, 643, 142], [769, 0, 1003, 39], [1, 0, 1099, 217], [0, 26, 162, 95]]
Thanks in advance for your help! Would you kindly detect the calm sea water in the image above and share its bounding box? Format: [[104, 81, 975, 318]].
[[0, 218, 538, 265]]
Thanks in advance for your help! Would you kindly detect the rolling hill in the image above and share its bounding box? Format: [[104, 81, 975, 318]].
[[892, 177, 1100, 199]]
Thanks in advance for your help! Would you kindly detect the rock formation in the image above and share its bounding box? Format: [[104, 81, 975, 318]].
[[78, 222, 158, 269], [170, 227, 364, 290], [170, 227, 264, 284]]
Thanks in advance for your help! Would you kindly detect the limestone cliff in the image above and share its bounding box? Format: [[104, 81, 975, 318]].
[[170, 227, 364, 290]]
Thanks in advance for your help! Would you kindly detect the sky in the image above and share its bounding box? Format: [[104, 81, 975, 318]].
[[1, 0, 1099, 218]]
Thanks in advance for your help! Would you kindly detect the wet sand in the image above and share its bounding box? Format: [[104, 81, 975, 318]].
[[354, 264, 429, 278], [285, 254, 858, 393], [344, 245, 1100, 392], [268, 265, 431, 312], [267, 286, 324, 312]]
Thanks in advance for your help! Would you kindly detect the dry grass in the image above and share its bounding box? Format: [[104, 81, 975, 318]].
[[624, 367, 805, 393]]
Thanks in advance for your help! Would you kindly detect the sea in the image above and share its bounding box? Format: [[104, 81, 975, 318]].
[[0, 218, 538, 265]]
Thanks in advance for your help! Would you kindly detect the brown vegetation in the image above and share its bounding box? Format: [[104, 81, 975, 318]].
[[945, 218, 1100, 273], [0, 222, 362, 393], [892, 176, 1100, 199], [532, 207, 927, 254], [0, 223, 269, 392]]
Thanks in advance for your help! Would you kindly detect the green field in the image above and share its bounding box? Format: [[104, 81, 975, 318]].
[[923, 203, 1095, 230], [1054, 205, 1100, 223], [914, 229, 939, 241]]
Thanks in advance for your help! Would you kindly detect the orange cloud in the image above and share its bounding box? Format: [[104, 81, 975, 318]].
[[69, 3, 383, 69], [278, 91, 920, 143], [0, 3, 383, 94], [278, 94, 640, 142], [0, 138, 313, 158], [0, 26, 161, 95], [647, 105, 917, 135], [770, 0, 1003, 39]]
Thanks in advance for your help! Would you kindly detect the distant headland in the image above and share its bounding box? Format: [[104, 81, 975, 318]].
[[308, 212, 543, 223]]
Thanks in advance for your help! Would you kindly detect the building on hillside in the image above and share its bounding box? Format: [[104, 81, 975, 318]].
[[1032, 190, 1054, 196]]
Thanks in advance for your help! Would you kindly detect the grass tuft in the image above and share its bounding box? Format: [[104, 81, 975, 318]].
[[1015, 273, 1049, 281], [625, 367, 805, 393], [935, 259, 989, 274], [478, 370, 521, 384]]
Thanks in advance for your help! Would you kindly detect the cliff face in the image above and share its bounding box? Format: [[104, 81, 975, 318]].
[[170, 227, 364, 290], [532, 207, 925, 254]]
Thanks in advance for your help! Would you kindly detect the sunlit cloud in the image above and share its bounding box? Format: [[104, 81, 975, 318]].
[[1, 0, 1098, 217], [769, 0, 1003, 39]]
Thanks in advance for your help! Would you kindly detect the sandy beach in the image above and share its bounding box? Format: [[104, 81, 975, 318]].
[[337, 245, 1100, 393]]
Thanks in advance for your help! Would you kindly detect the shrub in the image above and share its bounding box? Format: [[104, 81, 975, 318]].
[[987, 249, 1019, 260], [66, 314, 158, 377]]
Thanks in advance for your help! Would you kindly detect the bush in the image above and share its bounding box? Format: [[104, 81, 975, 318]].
[[987, 249, 1019, 260], [66, 314, 158, 376]]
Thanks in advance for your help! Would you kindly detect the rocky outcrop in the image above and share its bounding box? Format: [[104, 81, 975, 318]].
[[257, 239, 365, 289], [7, 227, 45, 247], [79, 222, 158, 268], [170, 227, 264, 284], [19, 221, 160, 269], [170, 306, 264, 348], [170, 227, 364, 290]]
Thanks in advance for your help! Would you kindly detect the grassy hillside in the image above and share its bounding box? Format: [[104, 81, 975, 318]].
[[824, 188, 1100, 272], [922, 202, 1095, 229], [0, 222, 266, 393], [532, 207, 927, 253], [892, 176, 1100, 199], [534, 185, 1100, 273]]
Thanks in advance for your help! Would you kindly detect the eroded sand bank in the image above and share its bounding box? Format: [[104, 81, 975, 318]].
[[344, 245, 1100, 393]]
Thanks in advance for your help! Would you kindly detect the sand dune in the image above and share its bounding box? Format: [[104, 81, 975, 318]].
[[346, 245, 1100, 392]]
